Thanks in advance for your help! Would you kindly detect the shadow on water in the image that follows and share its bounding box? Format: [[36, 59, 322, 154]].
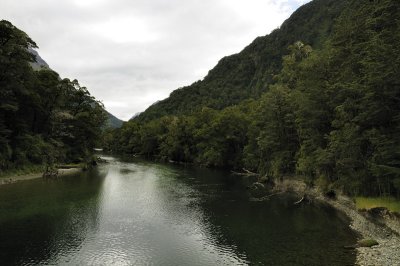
[[171, 166, 358, 266], [0, 168, 106, 265]]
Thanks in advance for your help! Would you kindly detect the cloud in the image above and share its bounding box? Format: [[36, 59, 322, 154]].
[[0, 0, 310, 120]]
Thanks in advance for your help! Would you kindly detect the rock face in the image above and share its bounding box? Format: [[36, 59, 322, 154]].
[[28, 48, 50, 70]]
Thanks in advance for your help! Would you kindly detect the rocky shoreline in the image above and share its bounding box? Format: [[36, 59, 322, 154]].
[[269, 178, 400, 266]]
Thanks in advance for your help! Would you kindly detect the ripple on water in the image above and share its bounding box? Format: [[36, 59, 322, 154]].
[[0, 155, 357, 265]]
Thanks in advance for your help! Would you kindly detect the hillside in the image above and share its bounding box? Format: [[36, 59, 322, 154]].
[[136, 0, 347, 122], [106, 112, 124, 128], [0, 20, 107, 171], [108, 0, 400, 198], [28, 49, 123, 129]]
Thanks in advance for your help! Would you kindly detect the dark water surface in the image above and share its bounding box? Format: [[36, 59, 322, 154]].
[[0, 155, 357, 265]]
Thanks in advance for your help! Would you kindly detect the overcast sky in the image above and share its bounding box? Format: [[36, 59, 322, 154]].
[[1, 0, 310, 120]]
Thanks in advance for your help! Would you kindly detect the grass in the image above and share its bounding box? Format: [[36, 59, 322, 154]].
[[358, 239, 379, 247], [355, 197, 400, 213]]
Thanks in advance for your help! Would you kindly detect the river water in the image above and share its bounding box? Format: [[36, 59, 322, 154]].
[[0, 155, 357, 265]]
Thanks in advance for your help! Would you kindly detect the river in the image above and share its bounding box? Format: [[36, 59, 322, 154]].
[[0, 155, 357, 265]]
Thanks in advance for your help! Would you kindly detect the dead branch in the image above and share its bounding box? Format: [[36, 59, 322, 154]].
[[294, 196, 305, 205]]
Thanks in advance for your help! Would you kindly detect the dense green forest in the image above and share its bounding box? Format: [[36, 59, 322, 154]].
[[105, 0, 400, 197], [0, 20, 107, 173]]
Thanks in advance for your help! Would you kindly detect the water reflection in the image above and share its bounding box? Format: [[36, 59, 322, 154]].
[[0, 155, 357, 265], [170, 166, 358, 266], [0, 168, 106, 265]]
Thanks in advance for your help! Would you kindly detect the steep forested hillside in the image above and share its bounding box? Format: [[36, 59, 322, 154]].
[[0, 20, 107, 173], [27, 49, 122, 129], [107, 0, 400, 197], [136, 0, 347, 122]]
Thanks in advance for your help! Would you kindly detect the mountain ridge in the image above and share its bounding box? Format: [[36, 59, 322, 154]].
[[135, 0, 347, 122]]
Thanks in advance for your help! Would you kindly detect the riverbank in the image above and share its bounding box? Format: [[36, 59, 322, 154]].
[[271, 178, 400, 266], [2, 161, 398, 265], [0, 168, 82, 186]]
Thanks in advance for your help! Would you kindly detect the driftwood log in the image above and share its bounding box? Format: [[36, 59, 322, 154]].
[[294, 196, 305, 205], [232, 168, 259, 177], [294, 194, 312, 205]]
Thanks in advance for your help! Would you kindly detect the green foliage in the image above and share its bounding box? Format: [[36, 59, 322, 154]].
[[356, 197, 400, 213], [106, 106, 249, 169], [0, 20, 107, 173], [244, 84, 299, 176], [106, 0, 400, 198], [193, 107, 249, 168], [159, 116, 195, 163]]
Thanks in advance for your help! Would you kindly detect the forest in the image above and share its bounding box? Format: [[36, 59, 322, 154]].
[[105, 0, 400, 197], [0, 20, 107, 174]]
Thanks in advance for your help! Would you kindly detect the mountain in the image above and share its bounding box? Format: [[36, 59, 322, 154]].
[[28, 48, 50, 70], [27, 49, 123, 129], [106, 111, 124, 128], [135, 0, 348, 122], [108, 0, 400, 198], [129, 112, 142, 121]]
